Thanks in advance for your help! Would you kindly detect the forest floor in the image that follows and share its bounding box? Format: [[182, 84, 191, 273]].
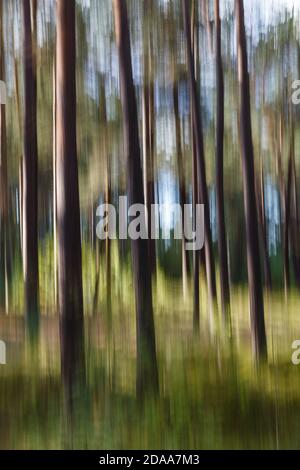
[[0, 287, 300, 449]]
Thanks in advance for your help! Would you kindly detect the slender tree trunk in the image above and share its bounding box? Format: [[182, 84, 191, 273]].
[[113, 0, 158, 398], [203, 0, 213, 54], [93, 74, 107, 315], [275, 112, 289, 293], [105, 155, 112, 316], [288, 119, 300, 288], [192, 129, 200, 329], [56, 0, 85, 401], [235, 0, 267, 359], [256, 164, 272, 290], [284, 148, 293, 292], [23, 0, 39, 325], [191, 0, 200, 329], [173, 81, 189, 299], [291, 156, 300, 287], [183, 0, 217, 307], [142, 5, 156, 277], [214, 0, 230, 318], [147, 81, 157, 276]]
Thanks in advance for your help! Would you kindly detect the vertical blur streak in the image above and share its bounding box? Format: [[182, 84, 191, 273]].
[[22, 0, 39, 333], [235, 0, 267, 360], [191, 0, 200, 330], [214, 0, 231, 321], [56, 0, 86, 443], [183, 0, 217, 313], [113, 0, 159, 399], [142, 0, 156, 277], [173, 81, 189, 300]]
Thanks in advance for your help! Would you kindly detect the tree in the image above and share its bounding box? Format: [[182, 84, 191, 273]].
[[191, 0, 200, 329], [214, 0, 230, 318], [113, 0, 159, 397], [235, 0, 267, 359], [22, 0, 39, 325], [173, 81, 189, 299], [256, 163, 272, 290], [183, 0, 217, 308], [56, 0, 85, 396], [142, 0, 156, 276]]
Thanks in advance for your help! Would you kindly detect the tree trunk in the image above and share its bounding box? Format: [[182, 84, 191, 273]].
[[192, 129, 200, 329], [191, 0, 200, 329], [142, 4, 156, 277], [214, 0, 230, 318], [183, 0, 217, 307], [105, 154, 112, 317], [56, 0, 85, 398], [275, 112, 289, 293], [23, 0, 39, 326], [289, 122, 300, 288], [284, 147, 293, 292], [256, 164, 272, 290], [113, 0, 158, 398], [235, 0, 267, 359], [173, 81, 189, 299]]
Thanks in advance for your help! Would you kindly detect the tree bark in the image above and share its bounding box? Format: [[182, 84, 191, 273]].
[[113, 0, 158, 398], [214, 0, 230, 318], [23, 0, 39, 324], [183, 0, 217, 307], [173, 81, 189, 299], [275, 112, 289, 293], [235, 0, 267, 359], [142, 3, 156, 277], [191, 0, 200, 329], [256, 164, 272, 290], [56, 0, 85, 396], [284, 147, 293, 291], [289, 122, 300, 288]]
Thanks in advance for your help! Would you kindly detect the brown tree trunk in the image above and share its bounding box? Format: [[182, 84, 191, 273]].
[[113, 0, 158, 398], [256, 164, 272, 290], [214, 0, 230, 318], [191, 0, 200, 329], [56, 0, 85, 400], [23, 0, 39, 325], [105, 155, 112, 317], [235, 0, 267, 359], [173, 81, 189, 299], [142, 4, 156, 277], [289, 120, 300, 288], [275, 112, 289, 293], [284, 147, 293, 292], [192, 129, 200, 329], [183, 0, 217, 306]]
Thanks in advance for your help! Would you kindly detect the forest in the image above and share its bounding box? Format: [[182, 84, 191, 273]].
[[0, 0, 300, 450]]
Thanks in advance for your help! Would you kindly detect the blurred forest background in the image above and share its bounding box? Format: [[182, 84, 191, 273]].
[[1, 0, 300, 449]]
